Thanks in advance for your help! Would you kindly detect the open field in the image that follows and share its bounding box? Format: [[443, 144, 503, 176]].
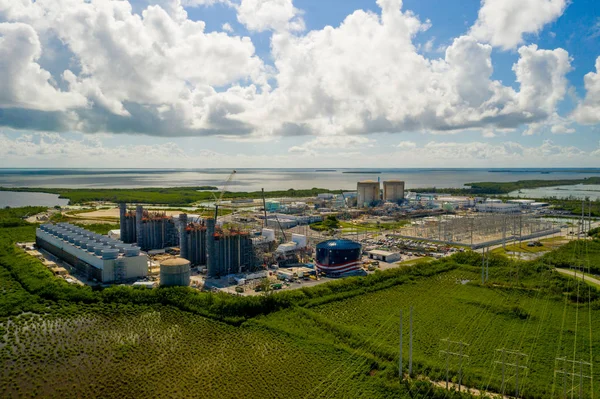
[[1, 207, 600, 398], [396, 256, 435, 266]]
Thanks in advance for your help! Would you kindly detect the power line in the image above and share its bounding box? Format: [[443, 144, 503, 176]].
[[555, 358, 592, 399], [439, 338, 469, 392], [494, 348, 528, 397]]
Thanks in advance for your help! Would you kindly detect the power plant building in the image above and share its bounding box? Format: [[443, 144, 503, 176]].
[[36, 223, 147, 283], [159, 257, 191, 287], [179, 214, 208, 267], [118, 204, 178, 251], [383, 180, 405, 203], [357, 181, 381, 208], [206, 218, 258, 278]]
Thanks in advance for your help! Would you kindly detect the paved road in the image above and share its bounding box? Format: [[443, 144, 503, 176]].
[[555, 268, 600, 287]]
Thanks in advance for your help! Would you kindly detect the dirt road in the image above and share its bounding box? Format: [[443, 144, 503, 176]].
[[555, 268, 600, 288]]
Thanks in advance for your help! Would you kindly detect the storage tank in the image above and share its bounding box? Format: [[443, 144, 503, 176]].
[[356, 181, 380, 208], [383, 180, 405, 202], [315, 239, 362, 277], [160, 258, 191, 287]]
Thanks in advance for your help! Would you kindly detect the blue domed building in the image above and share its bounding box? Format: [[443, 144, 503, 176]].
[[315, 239, 363, 277]]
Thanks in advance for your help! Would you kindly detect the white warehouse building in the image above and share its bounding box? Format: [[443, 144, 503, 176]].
[[36, 223, 148, 283]]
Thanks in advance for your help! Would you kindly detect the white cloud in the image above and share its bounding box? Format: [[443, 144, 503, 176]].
[[396, 140, 417, 148], [222, 22, 234, 32], [0, 22, 87, 111], [389, 139, 594, 167], [288, 135, 373, 155], [1, 131, 598, 168], [237, 0, 304, 32], [0, 0, 578, 140], [523, 112, 575, 135], [470, 0, 567, 50], [572, 57, 600, 124]]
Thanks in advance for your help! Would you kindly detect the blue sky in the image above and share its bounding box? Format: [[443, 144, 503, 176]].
[[0, 0, 599, 168]]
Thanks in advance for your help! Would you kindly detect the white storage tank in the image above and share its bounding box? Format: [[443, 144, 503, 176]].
[[160, 258, 191, 287], [356, 180, 380, 208]]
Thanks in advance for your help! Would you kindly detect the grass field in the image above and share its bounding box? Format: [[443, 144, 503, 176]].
[[1, 207, 600, 398], [396, 256, 435, 266]]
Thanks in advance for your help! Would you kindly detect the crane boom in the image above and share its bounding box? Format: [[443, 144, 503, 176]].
[[214, 170, 236, 222]]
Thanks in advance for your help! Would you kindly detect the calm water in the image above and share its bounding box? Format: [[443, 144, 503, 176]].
[[509, 184, 600, 201], [1, 168, 599, 193], [0, 191, 69, 208]]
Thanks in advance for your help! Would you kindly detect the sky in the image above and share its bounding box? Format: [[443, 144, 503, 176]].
[[0, 0, 599, 168]]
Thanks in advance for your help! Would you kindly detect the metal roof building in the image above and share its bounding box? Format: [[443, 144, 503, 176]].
[[36, 223, 148, 283]]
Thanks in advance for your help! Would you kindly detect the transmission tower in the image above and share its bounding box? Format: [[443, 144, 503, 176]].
[[439, 338, 469, 392], [555, 357, 592, 399], [494, 348, 528, 397]]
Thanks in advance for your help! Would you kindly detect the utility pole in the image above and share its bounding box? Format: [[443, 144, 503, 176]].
[[409, 306, 413, 375], [399, 309, 403, 380], [482, 247, 485, 285], [555, 357, 592, 399], [486, 246, 489, 282], [495, 349, 527, 397], [439, 339, 469, 391]]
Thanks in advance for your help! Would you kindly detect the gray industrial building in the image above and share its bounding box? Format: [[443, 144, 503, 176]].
[[179, 214, 208, 267], [119, 204, 179, 251], [206, 218, 258, 278], [357, 180, 380, 208], [118, 204, 260, 276], [36, 223, 147, 283]]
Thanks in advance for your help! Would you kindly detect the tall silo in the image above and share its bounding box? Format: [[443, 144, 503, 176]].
[[179, 214, 188, 260], [356, 180, 380, 208], [160, 258, 191, 287], [383, 180, 405, 202]]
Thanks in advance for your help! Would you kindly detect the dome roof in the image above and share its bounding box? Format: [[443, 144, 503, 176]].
[[316, 239, 361, 250]]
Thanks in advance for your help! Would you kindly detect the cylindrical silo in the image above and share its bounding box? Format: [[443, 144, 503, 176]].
[[179, 214, 188, 261], [356, 180, 380, 208], [383, 180, 405, 202], [159, 258, 191, 287]]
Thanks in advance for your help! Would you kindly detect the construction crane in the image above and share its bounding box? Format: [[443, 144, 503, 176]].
[[214, 170, 236, 223]]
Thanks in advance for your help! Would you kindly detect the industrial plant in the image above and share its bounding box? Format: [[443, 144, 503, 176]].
[[36, 223, 147, 283], [29, 175, 570, 294]]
